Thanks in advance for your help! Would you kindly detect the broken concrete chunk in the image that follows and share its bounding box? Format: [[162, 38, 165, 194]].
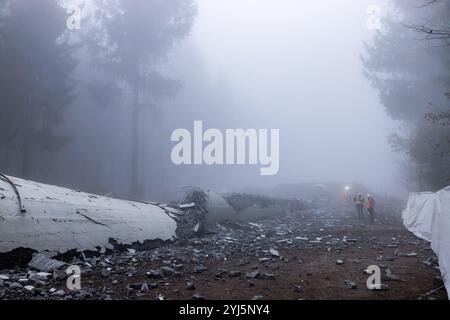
[[149, 283, 159, 289], [193, 223, 200, 233], [101, 269, 111, 278], [192, 292, 205, 300], [422, 257, 436, 267], [146, 270, 163, 279], [51, 290, 66, 297], [174, 264, 184, 271], [246, 270, 260, 279], [194, 265, 208, 274], [269, 248, 280, 257], [0, 275, 9, 281], [186, 282, 195, 290], [161, 266, 175, 276], [28, 271, 52, 283], [24, 285, 35, 292], [8, 282, 23, 290], [368, 283, 389, 291], [73, 289, 93, 300], [140, 283, 149, 293], [293, 285, 304, 292], [385, 268, 401, 281], [229, 271, 241, 278], [129, 283, 143, 290], [179, 202, 195, 209], [215, 269, 227, 278], [53, 269, 68, 281], [433, 275, 444, 287], [260, 273, 275, 280], [344, 280, 357, 289], [238, 258, 249, 266], [403, 252, 418, 258], [28, 253, 66, 272]]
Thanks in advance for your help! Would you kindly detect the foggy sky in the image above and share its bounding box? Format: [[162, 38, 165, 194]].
[[159, 0, 405, 197]]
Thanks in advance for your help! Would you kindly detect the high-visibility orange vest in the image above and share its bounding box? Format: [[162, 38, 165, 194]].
[[366, 198, 375, 209]]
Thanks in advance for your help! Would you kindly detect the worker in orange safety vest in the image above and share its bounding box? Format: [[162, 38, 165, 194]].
[[366, 194, 375, 224]]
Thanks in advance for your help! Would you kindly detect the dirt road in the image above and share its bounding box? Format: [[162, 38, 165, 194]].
[[82, 207, 448, 300], [1, 206, 447, 300]]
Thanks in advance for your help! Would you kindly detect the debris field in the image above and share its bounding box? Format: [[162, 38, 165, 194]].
[[0, 205, 447, 300]]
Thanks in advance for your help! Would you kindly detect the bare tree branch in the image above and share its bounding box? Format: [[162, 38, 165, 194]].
[[404, 0, 450, 44], [405, 23, 450, 45], [415, 0, 439, 9]]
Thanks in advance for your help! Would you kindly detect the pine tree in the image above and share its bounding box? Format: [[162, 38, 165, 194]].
[[0, 0, 77, 178], [362, 0, 450, 190], [90, 0, 196, 198]]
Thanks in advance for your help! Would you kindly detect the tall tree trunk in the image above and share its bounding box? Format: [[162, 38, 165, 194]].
[[22, 95, 33, 179], [130, 83, 141, 199], [21, 135, 32, 179], [158, 114, 166, 200]]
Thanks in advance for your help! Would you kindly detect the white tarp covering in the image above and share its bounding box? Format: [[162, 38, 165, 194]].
[[0, 175, 179, 253], [402, 192, 436, 242], [402, 186, 450, 298]]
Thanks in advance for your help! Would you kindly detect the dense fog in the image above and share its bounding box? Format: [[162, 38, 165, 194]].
[[1, 0, 448, 201]]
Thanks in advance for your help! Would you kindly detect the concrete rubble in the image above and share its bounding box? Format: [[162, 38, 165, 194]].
[[0, 199, 446, 299], [0, 175, 447, 300], [28, 254, 66, 272]]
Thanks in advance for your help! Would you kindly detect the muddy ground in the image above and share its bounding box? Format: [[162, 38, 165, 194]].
[[0, 205, 447, 300]]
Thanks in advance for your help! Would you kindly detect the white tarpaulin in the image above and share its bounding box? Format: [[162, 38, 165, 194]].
[[402, 192, 436, 242], [402, 186, 450, 298]]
